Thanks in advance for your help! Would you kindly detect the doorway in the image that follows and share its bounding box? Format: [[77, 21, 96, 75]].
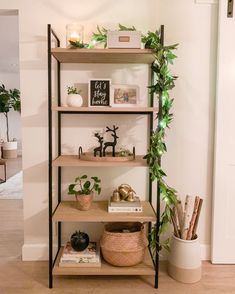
[[0, 9, 23, 259], [212, 0, 235, 263]]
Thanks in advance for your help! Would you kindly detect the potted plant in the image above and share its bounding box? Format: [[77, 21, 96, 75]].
[[66, 86, 83, 107], [0, 84, 21, 159], [68, 175, 101, 210]]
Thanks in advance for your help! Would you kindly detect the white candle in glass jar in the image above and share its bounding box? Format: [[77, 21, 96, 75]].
[[66, 24, 84, 47], [69, 31, 80, 43]]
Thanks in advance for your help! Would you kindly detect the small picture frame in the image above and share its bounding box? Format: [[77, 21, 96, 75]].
[[110, 84, 139, 107], [89, 79, 111, 107]]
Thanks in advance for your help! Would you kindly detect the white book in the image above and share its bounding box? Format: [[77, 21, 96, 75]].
[[60, 257, 99, 263], [109, 197, 141, 207], [108, 206, 143, 213], [62, 242, 97, 258], [59, 242, 101, 268]]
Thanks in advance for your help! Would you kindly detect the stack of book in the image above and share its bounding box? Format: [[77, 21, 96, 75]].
[[59, 241, 101, 267], [108, 197, 143, 213]]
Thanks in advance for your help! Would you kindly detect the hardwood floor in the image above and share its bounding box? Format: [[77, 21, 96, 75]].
[[0, 183, 235, 293]]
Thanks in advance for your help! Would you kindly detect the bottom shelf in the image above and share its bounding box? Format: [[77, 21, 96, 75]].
[[53, 247, 155, 276]]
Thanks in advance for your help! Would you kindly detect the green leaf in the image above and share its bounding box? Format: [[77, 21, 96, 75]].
[[118, 24, 136, 31], [83, 181, 91, 189], [91, 176, 101, 183], [68, 184, 76, 195]]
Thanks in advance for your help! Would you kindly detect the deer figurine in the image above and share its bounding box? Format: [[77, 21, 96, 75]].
[[93, 133, 104, 157], [103, 125, 119, 157]]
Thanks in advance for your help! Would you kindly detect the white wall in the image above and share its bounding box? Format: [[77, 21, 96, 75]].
[[157, 1, 218, 257], [0, 13, 21, 152], [0, 0, 218, 260]]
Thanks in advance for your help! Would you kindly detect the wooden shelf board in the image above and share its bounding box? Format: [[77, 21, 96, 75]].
[[52, 106, 158, 113], [52, 155, 147, 167], [52, 201, 156, 222], [53, 246, 155, 276], [51, 48, 155, 64]]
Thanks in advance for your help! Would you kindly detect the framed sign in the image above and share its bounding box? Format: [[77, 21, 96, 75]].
[[89, 79, 111, 107], [110, 84, 139, 107]]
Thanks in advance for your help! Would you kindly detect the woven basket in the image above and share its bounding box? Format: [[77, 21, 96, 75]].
[[100, 222, 148, 267]]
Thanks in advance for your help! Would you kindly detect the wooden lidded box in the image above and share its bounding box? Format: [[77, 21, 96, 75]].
[[107, 31, 141, 49]]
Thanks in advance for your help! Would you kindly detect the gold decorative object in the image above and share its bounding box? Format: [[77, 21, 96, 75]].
[[126, 191, 135, 202], [111, 189, 121, 202], [111, 184, 136, 202]]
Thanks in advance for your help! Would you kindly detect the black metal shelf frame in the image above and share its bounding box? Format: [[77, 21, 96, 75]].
[[47, 24, 164, 289]]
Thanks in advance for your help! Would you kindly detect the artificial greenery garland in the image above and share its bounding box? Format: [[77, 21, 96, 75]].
[[79, 25, 178, 252], [142, 31, 178, 252]]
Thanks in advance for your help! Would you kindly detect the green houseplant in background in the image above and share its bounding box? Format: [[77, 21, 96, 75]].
[[89, 24, 178, 254], [0, 84, 21, 159], [68, 175, 101, 211]]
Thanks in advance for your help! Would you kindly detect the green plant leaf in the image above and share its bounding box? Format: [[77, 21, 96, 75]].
[[118, 24, 136, 31], [68, 184, 76, 195], [91, 176, 101, 183], [83, 181, 91, 189]]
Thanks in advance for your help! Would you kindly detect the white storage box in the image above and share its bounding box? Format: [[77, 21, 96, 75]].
[[107, 31, 141, 49]]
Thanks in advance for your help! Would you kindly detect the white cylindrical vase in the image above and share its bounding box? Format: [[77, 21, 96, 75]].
[[2, 141, 18, 159], [167, 235, 201, 283]]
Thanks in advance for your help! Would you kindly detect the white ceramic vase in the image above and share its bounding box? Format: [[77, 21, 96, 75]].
[[66, 94, 83, 107], [167, 235, 201, 283], [2, 141, 18, 159]]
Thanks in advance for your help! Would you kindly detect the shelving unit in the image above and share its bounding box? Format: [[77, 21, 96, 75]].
[[52, 155, 147, 167], [53, 247, 155, 276], [51, 48, 155, 64], [52, 106, 158, 114], [52, 201, 156, 222], [48, 24, 163, 289]]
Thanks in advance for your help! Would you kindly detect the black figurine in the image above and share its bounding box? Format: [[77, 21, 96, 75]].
[[103, 125, 119, 157], [94, 133, 104, 157]]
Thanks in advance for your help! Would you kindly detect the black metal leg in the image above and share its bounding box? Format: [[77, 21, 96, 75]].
[[155, 182, 161, 289], [48, 23, 61, 289], [154, 24, 165, 290]]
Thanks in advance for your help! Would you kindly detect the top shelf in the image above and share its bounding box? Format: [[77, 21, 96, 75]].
[[51, 48, 155, 64]]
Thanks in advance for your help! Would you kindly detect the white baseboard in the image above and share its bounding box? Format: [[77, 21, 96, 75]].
[[22, 243, 211, 261], [22, 243, 57, 261], [195, 0, 218, 4], [201, 244, 211, 260]]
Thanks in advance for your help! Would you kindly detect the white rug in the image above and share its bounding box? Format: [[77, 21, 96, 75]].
[[0, 171, 23, 200]]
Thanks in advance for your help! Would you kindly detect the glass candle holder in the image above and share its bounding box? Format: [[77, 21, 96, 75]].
[[66, 23, 84, 47]]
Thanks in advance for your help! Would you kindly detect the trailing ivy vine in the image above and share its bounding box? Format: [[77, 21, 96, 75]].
[[89, 25, 178, 252], [142, 31, 178, 252]]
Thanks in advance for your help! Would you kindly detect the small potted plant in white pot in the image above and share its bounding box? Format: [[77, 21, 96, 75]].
[[66, 86, 83, 107], [68, 175, 101, 211], [0, 84, 21, 159]]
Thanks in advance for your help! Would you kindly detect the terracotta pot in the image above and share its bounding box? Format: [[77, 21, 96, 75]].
[[167, 235, 201, 283], [76, 193, 93, 211]]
